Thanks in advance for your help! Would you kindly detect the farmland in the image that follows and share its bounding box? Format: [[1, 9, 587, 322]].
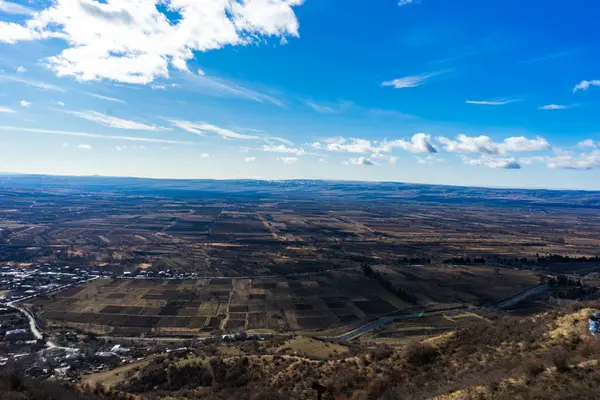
[[1, 176, 600, 280], [1, 175, 599, 337], [26, 265, 539, 336]]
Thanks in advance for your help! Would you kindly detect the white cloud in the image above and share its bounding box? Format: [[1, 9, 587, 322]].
[[0, 0, 304, 84], [278, 156, 298, 164], [0, 125, 191, 145], [197, 68, 206, 76], [20, 100, 31, 107], [262, 144, 305, 156], [16, 65, 26, 73], [0, 106, 15, 113], [573, 80, 600, 93], [417, 155, 442, 164], [465, 99, 520, 106], [0, 0, 32, 15], [313, 134, 436, 155], [318, 138, 383, 154], [398, 0, 415, 5], [437, 134, 550, 155], [61, 143, 70, 147], [382, 72, 441, 89], [55, 101, 65, 107], [86, 92, 125, 103], [388, 155, 398, 165], [200, 152, 210, 158], [539, 104, 569, 110], [68, 110, 162, 131], [389, 133, 437, 153], [116, 145, 126, 151], [347, 157, 376, 166], [78, 144, 92, 149], [171, 120, 259, 139], [577, 139, 597, 149], [501, 136, 550, 152], [463, 156, 521, 169], [244, 156, 256, 163], [0, 74, 64, 92], [546, 151, 600, 170]]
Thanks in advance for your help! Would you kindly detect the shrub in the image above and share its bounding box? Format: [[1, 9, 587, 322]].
[[524, 360, 545, 382], [405, 342, 438, 367], [552, 352, 570, 373]]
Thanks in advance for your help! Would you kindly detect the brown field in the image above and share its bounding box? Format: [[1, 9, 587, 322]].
[[28, 264, 539, 336], [1, 177, 600, 280]]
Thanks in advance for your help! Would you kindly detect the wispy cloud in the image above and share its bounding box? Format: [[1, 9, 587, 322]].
[[0, 74, 65, 92], [382, 71, 444, 89], [303, 100, 353, 114], [0, 0, 33, 15], [0, 126, 192, 145], [244, 157, 256, 163], [278, 157, 298, 164], [573, 80, 600, 93], [77, 144, 91, 150], [171, 120, 260, 140], [67, 110, 163, 131], [265, 136, 295, 146], [417, 155, 442, 164], [538, 104, 569, 110], [465, 99, 520, 106], [0, 106, 15, 113], [55, 101, 65, 107], [16, 65, 26, 73], [397, 0, 416, 5], [86, 92, 125, 104], [520, 50, 578, 64], [200, 153, 211, 158], [184, 74, 285, 107], [366, 108, 415, 119], [20, 100, 31, 107]]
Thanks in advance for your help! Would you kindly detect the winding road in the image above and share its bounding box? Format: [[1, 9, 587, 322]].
[[327, 284, 551, 342], [5, 277, 100, 350]]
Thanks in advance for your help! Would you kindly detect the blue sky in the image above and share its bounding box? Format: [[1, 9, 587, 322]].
[[1, 0, 599, 189]]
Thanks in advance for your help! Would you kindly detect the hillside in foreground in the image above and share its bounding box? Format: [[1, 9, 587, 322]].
[[3, 303, 600, 400]]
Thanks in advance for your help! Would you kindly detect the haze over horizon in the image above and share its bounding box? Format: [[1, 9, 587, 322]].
[[1, 0, 600, 189]]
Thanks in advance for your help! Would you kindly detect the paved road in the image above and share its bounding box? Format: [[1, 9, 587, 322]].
[[6, 301, 58, 348], [328, 284, 551, 342], [116, 267, 358, 281], [6, 277, 100, 349], [495, 284, 550, 309], [328, 308, 466, 342]]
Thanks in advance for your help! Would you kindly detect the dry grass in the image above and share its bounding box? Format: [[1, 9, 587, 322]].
[[278, 336, 348, 359], [82, 356, 155, 389]]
